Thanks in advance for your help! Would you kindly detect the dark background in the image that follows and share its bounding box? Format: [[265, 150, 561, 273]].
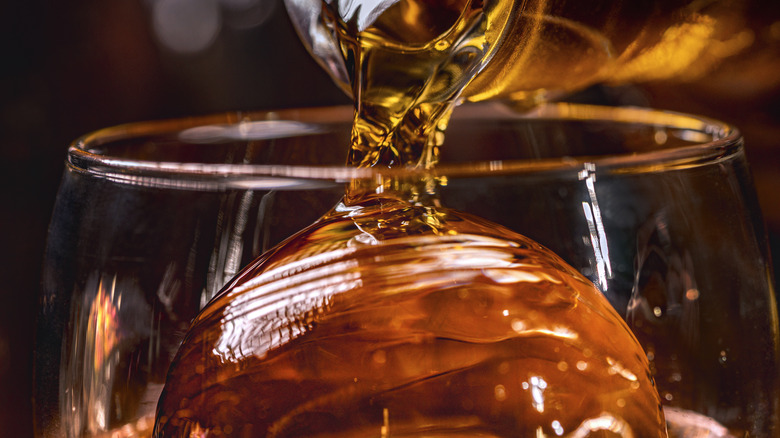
[[1, 0, 778, 436]]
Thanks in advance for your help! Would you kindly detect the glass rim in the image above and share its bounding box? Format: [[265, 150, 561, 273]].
[[67, 102, 743, 188]]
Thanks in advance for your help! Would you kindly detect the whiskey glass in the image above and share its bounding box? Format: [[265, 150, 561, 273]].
[[35, 103, 778, 437]]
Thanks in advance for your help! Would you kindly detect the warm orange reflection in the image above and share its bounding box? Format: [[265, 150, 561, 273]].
[[88, 276, 120, 371]]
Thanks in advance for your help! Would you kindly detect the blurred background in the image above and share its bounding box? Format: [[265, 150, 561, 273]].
[[0, 0, 777, 436]]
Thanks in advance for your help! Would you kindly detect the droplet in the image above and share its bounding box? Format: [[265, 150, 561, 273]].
[[552, 420, 564, 436]]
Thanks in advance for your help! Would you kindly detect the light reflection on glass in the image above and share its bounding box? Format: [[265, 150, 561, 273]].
[[569, 413, 632, 437], [664, 406, 731, 437], [90, 276, 119, 371], [207, 227, 578, 365], [178, 120, 323, 143], [85, 275, 119, 432], [579, 163, 612, 291], [527, 375, 547, 413], [62, 274, 123, 435], [551, 419, 565, 436], [606, 356, 639, 382], [212, 259, 362, 362], [510, 317, 578, 340]]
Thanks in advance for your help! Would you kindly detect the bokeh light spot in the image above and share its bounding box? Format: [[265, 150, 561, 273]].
[[152, 0, 222, 54]]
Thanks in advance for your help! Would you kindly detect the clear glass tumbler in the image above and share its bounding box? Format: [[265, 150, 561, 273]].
[[35, 103, 778, 437]]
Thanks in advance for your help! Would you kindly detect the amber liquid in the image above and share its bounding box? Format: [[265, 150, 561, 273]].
[[154, 195, 666, 437]]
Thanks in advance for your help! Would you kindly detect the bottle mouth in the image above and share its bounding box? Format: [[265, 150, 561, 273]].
[[67, 102, 741, 191]]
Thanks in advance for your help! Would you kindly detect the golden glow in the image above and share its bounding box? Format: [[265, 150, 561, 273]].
[[88, 276, 120, 371], [610, 15, 716, 83], [381, 408, 390, 437]]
